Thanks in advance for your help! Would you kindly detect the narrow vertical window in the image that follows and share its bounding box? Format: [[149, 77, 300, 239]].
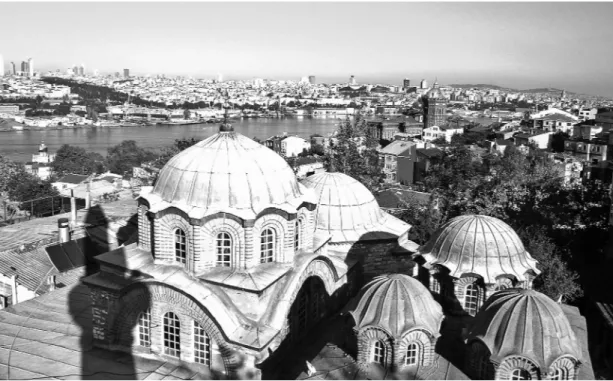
[[405, 342, 419, 366], [373, 341, 386, 365], [464, 283, 479, 316], [298, 290, 308, 332], [163, 312, 181, 358], [216, 232, 232, 267], [294, 219, 302, 251], [193, 321, 211, 367], [175, 229, 187, 264], [260, 228, 275, 263], [137, 309, 151, 347]]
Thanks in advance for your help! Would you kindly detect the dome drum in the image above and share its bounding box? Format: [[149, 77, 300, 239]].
[[347, 274, 443, 371], [466, 289, 582, 380]]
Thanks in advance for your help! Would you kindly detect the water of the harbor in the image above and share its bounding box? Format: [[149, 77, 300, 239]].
[[0, 116, 342, 163]]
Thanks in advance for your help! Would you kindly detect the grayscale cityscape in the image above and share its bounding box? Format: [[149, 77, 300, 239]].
[[0, 1, 612, 380]]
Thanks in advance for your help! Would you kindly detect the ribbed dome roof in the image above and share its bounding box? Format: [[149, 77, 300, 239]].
[[467, 288, 581, 368], [349, 274, 443, 337], [301, 173, 408, 243], [142, 131, 313, 220], [417, 215, 540, 283]]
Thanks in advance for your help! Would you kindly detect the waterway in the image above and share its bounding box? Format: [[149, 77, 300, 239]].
[[0, 116, 342, 163]]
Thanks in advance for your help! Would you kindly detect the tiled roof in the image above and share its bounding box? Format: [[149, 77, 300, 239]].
[[0, 284, 213, 379], [55, 174, 90, 184], [379, 140, 414, 155], [417, 148, 444, 158]]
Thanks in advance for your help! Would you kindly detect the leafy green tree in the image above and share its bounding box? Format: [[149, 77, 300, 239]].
[[52, 145, 106, 177], [324, 115, 383, 191], [413, 143, 599, 302], [106, 140, 157, 178], [6, 174, 59, 217]]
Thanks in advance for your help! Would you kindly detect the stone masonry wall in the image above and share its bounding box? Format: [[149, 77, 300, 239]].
[[356, 241, 416, 282]]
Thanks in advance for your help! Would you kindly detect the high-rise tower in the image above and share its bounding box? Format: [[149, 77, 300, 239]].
[[124, 68, 130, 79], [422, 81, 447, 128], [10, 62, 15, 75], [27, 58, 33, 77]]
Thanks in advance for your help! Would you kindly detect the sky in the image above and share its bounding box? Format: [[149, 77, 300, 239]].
[[2, 2, 613, 97]]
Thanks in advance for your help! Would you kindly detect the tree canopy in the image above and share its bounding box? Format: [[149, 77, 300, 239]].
[[324, 115, 383, 191], [52, 144, 106, 178], [106, 140, 157, 178], [398, 143, 605, 302]]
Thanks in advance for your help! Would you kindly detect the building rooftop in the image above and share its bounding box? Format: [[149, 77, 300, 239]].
[[379, 140, 415, 155], [0, 284, 214, 379], [55, 174, 90, 185]]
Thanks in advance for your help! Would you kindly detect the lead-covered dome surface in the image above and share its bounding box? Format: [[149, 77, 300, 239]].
[[300, 172, 408, 243], [142, 131, 313, 220], [416, 215, 540, 283], [349, 274, 443, 337], [467, 288, 581, 368]]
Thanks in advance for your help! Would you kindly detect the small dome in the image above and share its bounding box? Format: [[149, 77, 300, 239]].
[[301, 173, 407, 243], [350, 274, 443, 337], [416, 215, 540, 283], [467, 288, 581, 368], [423, 82, 446, 102], [143, 131, 312, 220]]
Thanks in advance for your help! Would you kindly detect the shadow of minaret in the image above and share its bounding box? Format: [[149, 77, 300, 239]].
[[68, 204, 138, 379]]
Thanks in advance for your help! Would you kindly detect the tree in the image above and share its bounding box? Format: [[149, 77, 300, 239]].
[[52, 145, 106, 177], [518, 226, 583, 302], [415, 143, 594, 302], [106, 140, 157, 178], [324, 115, 383, 192], [6, 173, 60, 217]]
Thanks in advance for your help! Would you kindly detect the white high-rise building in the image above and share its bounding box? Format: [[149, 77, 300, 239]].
[[28, 58, 34, 77], [420, 79, 428, 89], [217, 73, 223, 82]]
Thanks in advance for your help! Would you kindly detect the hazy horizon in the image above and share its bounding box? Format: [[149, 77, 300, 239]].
[[2, 2, 613, 97]]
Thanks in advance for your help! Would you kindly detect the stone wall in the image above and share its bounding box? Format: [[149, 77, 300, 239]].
[[354, 240, 416, 282]]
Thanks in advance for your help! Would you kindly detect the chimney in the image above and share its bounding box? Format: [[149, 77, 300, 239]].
[[47, 275, 57, 291], [70, 189, 77, 223], [58, 217, 70, 243], [11, 274, 18, 305]]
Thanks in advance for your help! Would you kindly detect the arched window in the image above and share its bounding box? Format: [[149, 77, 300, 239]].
[[465, 283, 479, 316], [510, 368, 532, 380], [174, 229, 187, 264], [137, 309, 151, 347], [294, 219, 302, 251], [372, 340, 386, 365], [260, 228, 275, 263], [163, 312, 181, 358], [550, 367, 570, 380], [405, 342, 420, 366], [193, 321, 211, 367], [216, 232, 232, 267]]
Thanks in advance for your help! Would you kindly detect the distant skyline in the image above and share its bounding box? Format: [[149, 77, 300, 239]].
[[2, 2, 613, 97]]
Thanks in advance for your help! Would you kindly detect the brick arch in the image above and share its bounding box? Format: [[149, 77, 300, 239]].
[[154, 213, 193, 264], [111, 282, 243, 376], [496, 355, 541, 380], [254, 214, 287, 263], [548, 356, 579, 380], [201, 217, 244, 269], [398, 329, 436, 367], [357, 327, 394, 369], [456, 275, 485, 316]]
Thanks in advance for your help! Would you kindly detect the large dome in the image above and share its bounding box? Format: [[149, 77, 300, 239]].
[[416, 215, 540, 283], [423, 82, 445, 100], [467, 288, 581, 368], [142, 130, 313, 220], [349, 274, 443, 337], [300, 172, 408, 243]]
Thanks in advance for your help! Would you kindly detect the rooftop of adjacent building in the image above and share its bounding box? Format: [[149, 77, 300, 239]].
[[0, 283, 213, 379]]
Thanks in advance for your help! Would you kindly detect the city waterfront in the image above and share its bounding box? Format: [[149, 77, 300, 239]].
[[0, 116, 341, 162]]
